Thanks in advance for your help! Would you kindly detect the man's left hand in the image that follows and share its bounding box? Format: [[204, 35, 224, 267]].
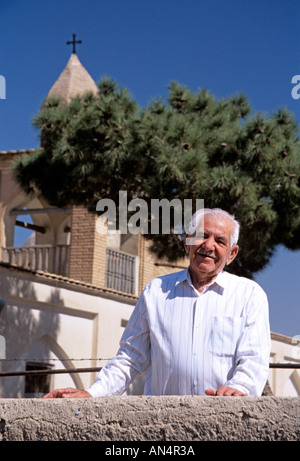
[[205, 385, 247, 396]]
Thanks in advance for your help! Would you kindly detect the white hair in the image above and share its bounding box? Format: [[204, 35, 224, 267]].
[[188, 208, 240, 247]]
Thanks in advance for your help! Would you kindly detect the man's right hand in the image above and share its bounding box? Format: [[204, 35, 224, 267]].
[[43, 387, 92, 398]]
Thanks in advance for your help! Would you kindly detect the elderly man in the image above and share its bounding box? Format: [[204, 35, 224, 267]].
[[44, 207, 270, 399]]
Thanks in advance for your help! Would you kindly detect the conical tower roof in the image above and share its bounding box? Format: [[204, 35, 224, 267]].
[[44, 53, 98, 103]]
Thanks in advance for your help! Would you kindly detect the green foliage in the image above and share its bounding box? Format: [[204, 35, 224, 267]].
[[14, 78, 140, 210], [13, 78, 300, 277]]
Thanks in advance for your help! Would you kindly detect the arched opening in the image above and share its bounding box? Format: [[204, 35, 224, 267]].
[[23, 334, 84, 397], [2, 194, 71, 276], [13, 212, 36, 247]]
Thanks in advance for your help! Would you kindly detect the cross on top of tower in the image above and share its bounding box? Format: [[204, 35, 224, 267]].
[[66, 33, 82, 54]]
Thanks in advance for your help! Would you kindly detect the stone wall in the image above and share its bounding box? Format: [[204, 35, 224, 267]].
[[0, 396, 299, 442]]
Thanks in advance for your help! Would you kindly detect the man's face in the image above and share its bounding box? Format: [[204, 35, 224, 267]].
[[185, 215, 239, 281]]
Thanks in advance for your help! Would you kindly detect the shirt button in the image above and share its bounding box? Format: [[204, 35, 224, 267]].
[[193, 381, 198, 387]]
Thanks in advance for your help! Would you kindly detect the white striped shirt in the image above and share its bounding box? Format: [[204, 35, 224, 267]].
[[87, 268, 271, 397]]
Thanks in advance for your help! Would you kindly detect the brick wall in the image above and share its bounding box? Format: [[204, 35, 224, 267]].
[[68, 206, 107, 286], [137, 235, 188, 293], [67, 207, 187, 293]]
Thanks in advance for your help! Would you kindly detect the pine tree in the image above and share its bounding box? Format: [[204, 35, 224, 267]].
[[14, 78, 140, 210], [13, 79, 300, 277]]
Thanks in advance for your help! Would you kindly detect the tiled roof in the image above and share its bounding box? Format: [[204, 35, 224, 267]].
[[0, 261, 138, 302], [0, 148, 36, 156]]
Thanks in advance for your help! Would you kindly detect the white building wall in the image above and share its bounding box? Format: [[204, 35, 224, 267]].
[[269, 333, 300, 396], [0, 264, 135, 397]]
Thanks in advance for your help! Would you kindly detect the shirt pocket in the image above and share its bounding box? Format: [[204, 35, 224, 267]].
[[209, 316, 244, 357]]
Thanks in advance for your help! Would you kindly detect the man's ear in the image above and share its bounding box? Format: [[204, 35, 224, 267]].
[[184, 234, 190, 254], [226, 245, 239, 266]]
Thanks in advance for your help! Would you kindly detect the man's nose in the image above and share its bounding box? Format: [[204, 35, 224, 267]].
[[202, 236, 215, 250]]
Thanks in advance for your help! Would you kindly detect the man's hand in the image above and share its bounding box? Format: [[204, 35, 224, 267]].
[[43, 387, 92, 399], [205, 385, 247, 397]]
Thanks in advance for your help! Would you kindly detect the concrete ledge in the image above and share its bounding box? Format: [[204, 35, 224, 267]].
[[0, 396, 299, 441]]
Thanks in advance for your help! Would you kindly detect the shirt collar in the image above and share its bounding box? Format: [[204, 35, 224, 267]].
[[178, 267, 228, 291]]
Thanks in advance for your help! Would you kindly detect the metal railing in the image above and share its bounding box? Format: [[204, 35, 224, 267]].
[[2, 245, 70, 276], [0, 362, 299, 378], [2, 246, 138, 295], [105, 248, 138, 295]]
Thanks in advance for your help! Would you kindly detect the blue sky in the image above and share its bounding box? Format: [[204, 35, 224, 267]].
[[1, 0, 300, 337]]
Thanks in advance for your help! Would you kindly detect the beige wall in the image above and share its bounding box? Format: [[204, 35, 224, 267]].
[[0, 264, 136, 397]]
